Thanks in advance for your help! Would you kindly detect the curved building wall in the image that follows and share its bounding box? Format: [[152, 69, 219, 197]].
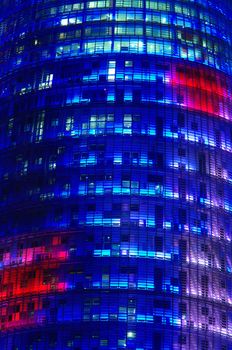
[[0, 0, 232, 349]]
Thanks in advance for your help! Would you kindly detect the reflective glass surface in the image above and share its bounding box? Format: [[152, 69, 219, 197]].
[[0, 0, 232, 349]]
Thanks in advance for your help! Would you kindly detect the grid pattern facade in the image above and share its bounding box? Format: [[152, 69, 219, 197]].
[[0, 0, 232, 349]]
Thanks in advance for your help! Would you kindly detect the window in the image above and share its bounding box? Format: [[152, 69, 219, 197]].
[[155, 206, 163, 228], [200, 182, 207, 198], [178, 178, 186, 198], [179, 240, 187, 262], [125, 60, 133, 67], [177, 112, 185, 127], [178, 148, 186, 156], [179, 208, 186, 224], [199, 153, 206, 174], [66, 116, 74, 131], [178, 335, 186, 344], [154, 268, 163, 291], [155, 236, 163, 252], [201, 307, 208, 316], [201, 275, 208, 297], [179, 271, 187, 293]]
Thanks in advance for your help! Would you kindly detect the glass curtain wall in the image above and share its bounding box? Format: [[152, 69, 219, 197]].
[[0, 0, 232, 349]]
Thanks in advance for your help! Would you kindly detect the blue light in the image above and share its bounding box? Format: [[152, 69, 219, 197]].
[[1, 0, 232, 348]]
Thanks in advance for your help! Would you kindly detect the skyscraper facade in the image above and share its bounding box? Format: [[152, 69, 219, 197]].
[[1, 0, 232, 349]]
